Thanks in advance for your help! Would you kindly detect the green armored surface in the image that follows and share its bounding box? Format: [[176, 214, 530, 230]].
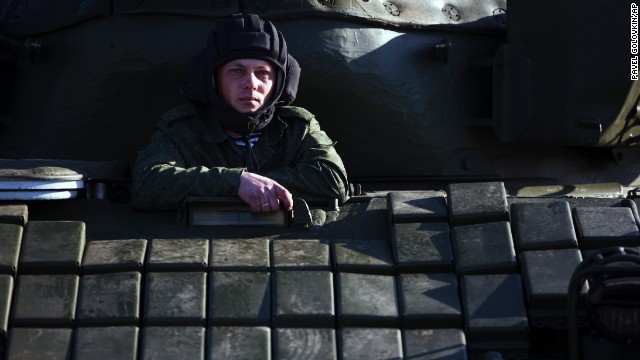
[[391, 222, 454, 273], [0, 205, 27, 226], [574, 207, 640, 249], [387, 191, 448, 224], [398, 273, 462, 328], [6, 328, 73, 360], [274, 328, 336, 360], [11, 274, 79, 326], [333, 238, 394, 275], [82, 239, 147, 274], [208, 326, 270, 360], [511, 202, 579, 251], [20, 221, 85, 274], [209, 272, 271, 325], [0, 224, 22, 276], [144, 272, 207, 326], [73, 327, 139, 360], [448, 182, 509, 226], [271, 239, 331, 270], [210, 239, 270, 271], [0, 275, 12, 341], [141, 327, 205, 360], [461, 274, 529, 355], [273, 270, 334, 327], [147, 238, 209, 272], [520, 249, 586, 326], [337, 273, 399, 327], [452, 221, 517, 275], [0, 184, 637, 358], [352, 197, 391, 241], [339, 328, 403, 360], [403, 329, 467, 360], [77, 272, 142, 326]]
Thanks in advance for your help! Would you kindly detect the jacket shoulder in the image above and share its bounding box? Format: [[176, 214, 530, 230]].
[[157, 103, 200, 129], [277, 106, 315, 123]]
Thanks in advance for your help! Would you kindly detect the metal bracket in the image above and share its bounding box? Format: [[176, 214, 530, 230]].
[[290, 197, 312, 226], [348, 182, 362, 196]]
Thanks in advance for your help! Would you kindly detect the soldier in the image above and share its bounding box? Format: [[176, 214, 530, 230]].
[[131, 13, 349, 212]]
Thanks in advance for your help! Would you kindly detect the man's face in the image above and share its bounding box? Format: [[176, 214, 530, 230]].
[[216, 58, 276, 113]]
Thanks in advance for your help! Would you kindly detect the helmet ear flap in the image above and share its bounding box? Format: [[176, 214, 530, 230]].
[[182, 48, 209, 105], [281, 54, 300, 105]]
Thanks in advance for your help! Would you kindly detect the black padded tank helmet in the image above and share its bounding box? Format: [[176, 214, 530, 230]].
[[182, 13, 301, 135]]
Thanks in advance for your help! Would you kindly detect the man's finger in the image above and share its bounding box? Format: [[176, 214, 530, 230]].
[[274, 186, 293, 211], [264, 197, 277, 212], [261, 198, 274, 213]]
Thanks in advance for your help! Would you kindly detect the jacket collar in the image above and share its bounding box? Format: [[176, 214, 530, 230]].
[[203, 110, 287, 144], [252, 115, 287, 169], [203, 109, 288, 171], [201, 114, 230, 144]]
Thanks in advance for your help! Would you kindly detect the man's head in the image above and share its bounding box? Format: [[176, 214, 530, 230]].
[[217, 58, 275, 114], [182, 13, 300, 135]]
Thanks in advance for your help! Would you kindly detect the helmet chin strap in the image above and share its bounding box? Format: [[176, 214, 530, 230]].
[[242, 122, 259, 173], [242, 137, 258, 173]]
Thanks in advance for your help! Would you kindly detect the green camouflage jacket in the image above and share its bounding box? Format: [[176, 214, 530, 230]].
[[131, 103, 350, 209]]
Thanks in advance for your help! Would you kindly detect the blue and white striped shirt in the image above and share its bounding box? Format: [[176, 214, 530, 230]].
[[229, 133, 261, 148]]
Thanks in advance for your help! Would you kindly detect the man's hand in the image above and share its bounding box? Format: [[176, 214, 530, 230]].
[[238, 172, 293, 213]]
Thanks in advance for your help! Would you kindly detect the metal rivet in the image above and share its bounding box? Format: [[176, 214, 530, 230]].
[[461, 157, 472, 171], [383, 1, 400, 16], [492, 8, 507, 27], [442, 5, 460, 21], [493, 8, 506, 16]]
